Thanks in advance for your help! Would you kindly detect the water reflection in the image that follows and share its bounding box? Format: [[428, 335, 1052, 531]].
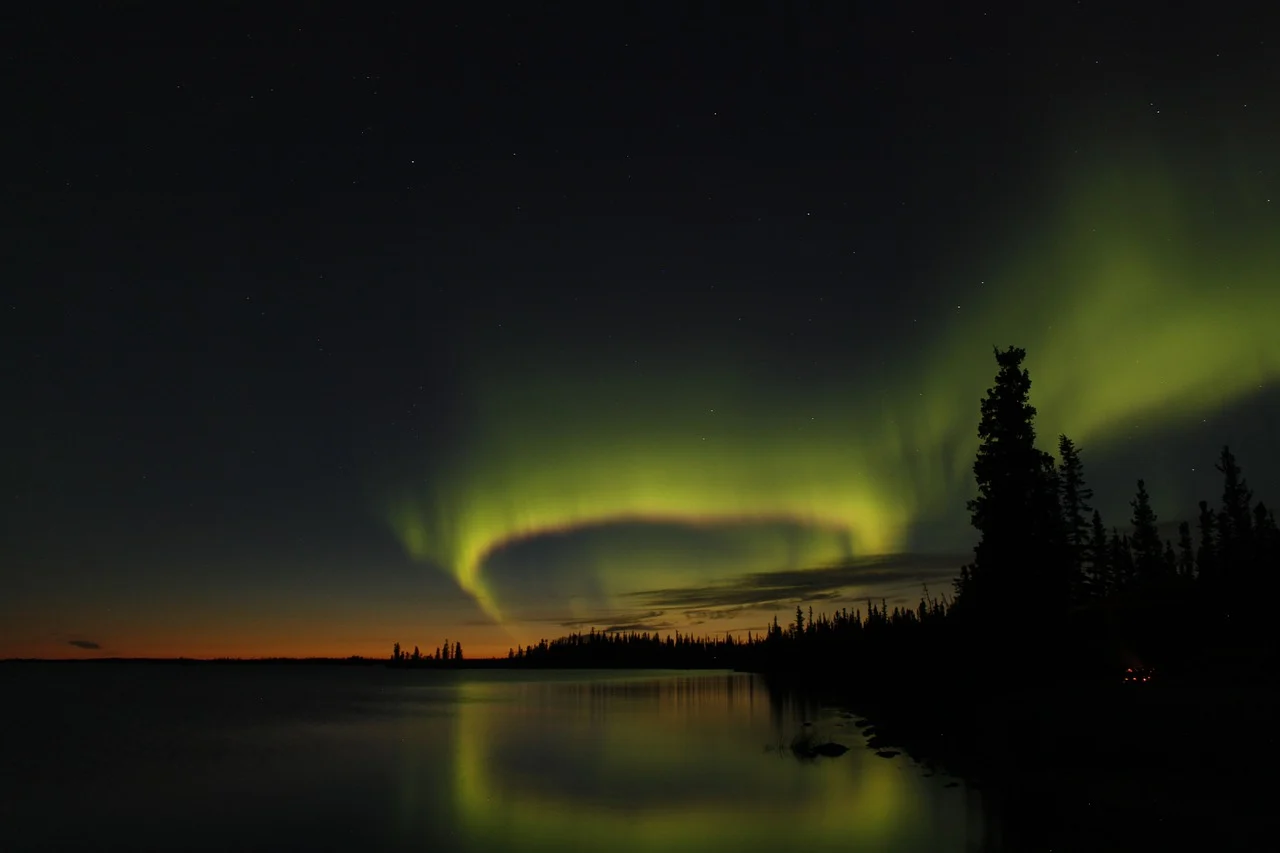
[[1, 666, 984, 852], [397, 671, 983, 852]]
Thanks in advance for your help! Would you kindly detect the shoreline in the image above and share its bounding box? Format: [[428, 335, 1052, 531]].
[[778, 668, 1280, 851]]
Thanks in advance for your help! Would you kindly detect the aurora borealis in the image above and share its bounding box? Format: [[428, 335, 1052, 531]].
[[5, 5, 1280, 658], [386, 139, 1280, 638]]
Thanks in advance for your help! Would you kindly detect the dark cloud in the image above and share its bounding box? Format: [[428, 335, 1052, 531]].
[[684, 607, 754, 621], [68, 639, 101, 650], [599, 620, 677, 634], [512, 555, 965, 636], [554, 610, 671, 632], [622, 553, 964, 613]]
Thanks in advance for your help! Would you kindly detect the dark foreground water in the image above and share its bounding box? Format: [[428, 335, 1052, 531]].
[[0, 664, 985, 852]]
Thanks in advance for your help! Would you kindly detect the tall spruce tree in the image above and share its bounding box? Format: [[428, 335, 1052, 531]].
[[1129, 479, 1164, 583], [1196, 500, 1217, 588], [1215, 446, 1253, 582], [1177, 521, 1196, 578], [1252, 502, 1278, 601], [1254, 502, 1278, 555], [1057, 435, 1092, 599], [1086, 509, 1110, 596], [960, 346, 1066, 614], [1109, 529, 1135, 591], [1039, 452, 1068, 592]]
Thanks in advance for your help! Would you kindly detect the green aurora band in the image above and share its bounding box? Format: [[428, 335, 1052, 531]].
[[387, 148, 1280, 625]]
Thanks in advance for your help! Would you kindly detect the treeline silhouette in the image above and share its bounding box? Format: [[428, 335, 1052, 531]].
[[388, 639, 463, 667], [476, 595, 951, 672], [390, 346, 1279, 687]]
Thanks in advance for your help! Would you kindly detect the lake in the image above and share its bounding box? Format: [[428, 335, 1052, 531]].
[[0, 664, 986, 852]]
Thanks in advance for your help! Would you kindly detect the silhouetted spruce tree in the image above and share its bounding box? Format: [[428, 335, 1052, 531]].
[[1129, 480, 1164, 584], [1254, 501, 1279, 602], [1039, 451, 1069, 590], [1163, 540, 1178, 577], [1255, 502, 1278, 557], [959, 346, 1067, 615], [412, 645, 421, 662], [1177, 521, 1195, 578], [1215, 446, 1253, 587], [794, 606, 805, 636], [1086, 509, 1110, 596], [1057, 435, 1093, 599], [454, 641, 463, 661], [1109, 529, 1135, 590], [1196, 500, 1218, 590], [392, 642, 402, 663]]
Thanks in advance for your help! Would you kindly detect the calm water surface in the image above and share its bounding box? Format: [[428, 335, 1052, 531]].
[[1, 665, 986, 852]]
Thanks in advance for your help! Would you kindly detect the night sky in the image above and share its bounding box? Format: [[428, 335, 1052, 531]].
[[5, 4, 1280, 658]]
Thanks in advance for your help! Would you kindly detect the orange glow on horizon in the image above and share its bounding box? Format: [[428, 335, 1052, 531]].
[[2, 617, 798, 662], [1, 637, 527, 662]]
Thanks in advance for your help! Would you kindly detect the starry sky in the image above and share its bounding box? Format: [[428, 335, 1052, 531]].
[[4, 4, 1280, 659]]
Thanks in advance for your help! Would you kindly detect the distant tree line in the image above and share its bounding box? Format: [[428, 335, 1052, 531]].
[[389, 639, 463, 667], [489, 595, 952, 673], [389, 346, 1279, 687]]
